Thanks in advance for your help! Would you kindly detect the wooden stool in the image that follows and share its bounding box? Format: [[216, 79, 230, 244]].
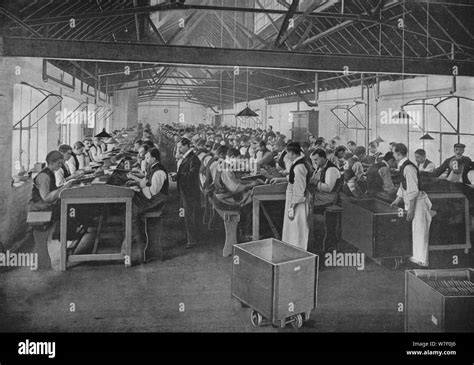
[[214, 207, 240, 257], [323, 205, 343, 252], [141, 210, 164, 262], [28, 211, 54, 269]]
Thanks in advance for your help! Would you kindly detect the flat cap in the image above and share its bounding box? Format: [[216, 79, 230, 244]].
[[454, 143, 466, 148]]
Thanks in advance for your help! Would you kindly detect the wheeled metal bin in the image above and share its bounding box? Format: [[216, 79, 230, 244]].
[[342, 198, 412, 268], [231, 238, 318, 328]]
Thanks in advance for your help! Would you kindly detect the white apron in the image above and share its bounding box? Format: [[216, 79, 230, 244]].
[[282, 186, 310, 250], [406, 191, 432, 266]]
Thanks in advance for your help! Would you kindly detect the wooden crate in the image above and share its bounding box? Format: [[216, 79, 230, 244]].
[[342, 199, 412, 259], [405, 268, 474, 332], [231, 238, 318, 326]]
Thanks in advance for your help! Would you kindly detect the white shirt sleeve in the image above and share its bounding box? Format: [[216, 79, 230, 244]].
[[318, 167, 340, 193], [142, 170, 167, 199], [77, 154, 85, 170], [54, 168, 66, 187], [141, 160, 147, 174], [36, 173, 60, 203], [90, 146, 103, 162], [290, 164, 308, 205], [427, 162, 436, 172], [467, 170, 474, 184], [66, 158, 77, 175], [404, 165, 419, 201]]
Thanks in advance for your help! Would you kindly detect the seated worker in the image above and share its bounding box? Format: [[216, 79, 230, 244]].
[[133, 144, 150, 175], [431, 143, 472, 183], [77, 141, 91, 170], [389, 142, 397, 153], [309, 148, 342, 212], [314, 137, 325, 149], [29, 151, 75, 218], [366, 152, 397, 201], [55, 144, 84, 187], [301, 141, 312, 160], [362, 141, 383, 167], [344, 141, 357, 159], [142, 140, 157, 150], [414, 149, 435, 172], [29, 151, 79, 269], [333, 146, 347, 172], [344, 146, 366, 198], [194, 139, 209, 162], [99, 137, 108, 154], [206, 145, 228, 192], [256, 140, 276, 169], [66, 141, 89, 174], [199, 143, 217, 192], [125, 148, 169, 261], [239, 137, 251, 159], [83, 138, 93, 160], [89, 137, 106, 162], [265, 125, 276, 141], [133, 139, 143, 153], [213, 148, 264, 246]]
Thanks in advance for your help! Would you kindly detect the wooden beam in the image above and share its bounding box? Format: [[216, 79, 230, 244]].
[[274, 0, 299, 49]]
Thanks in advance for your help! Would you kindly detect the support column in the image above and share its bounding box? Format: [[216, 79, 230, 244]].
[[0, 58, 17, 244]]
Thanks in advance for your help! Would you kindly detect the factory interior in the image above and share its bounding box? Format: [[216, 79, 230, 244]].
[[0, 0, 473, 337]]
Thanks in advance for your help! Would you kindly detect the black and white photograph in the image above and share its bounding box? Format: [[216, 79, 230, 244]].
[[0, 0, 473, 361]]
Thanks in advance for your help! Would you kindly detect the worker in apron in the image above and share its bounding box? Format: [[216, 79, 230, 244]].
[[390, 143, 432, 267], [271, 142, 311, 250]]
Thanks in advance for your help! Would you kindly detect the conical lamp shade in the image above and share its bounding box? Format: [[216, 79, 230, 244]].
[[95, 128, 112, 138], [236, 106, 259, 117], [374, 136, 385, 143], [420, 133, 434, 140]]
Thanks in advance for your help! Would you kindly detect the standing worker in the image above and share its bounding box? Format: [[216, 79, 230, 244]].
[[174, 137, 201, 249], [270, 142, 311, 250], [390, 143, 432, 267]]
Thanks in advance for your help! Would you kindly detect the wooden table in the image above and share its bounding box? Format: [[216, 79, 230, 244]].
[[252, 182, 287, 241], [59, 184, 134, 271]]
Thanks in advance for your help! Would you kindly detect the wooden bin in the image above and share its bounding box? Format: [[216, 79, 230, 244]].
[[342, 199, 412, 267], [231, 238, 318, 328], [405, 268, 474, 332]]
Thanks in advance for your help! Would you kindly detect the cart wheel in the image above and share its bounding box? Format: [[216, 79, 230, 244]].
[[250, 310, 263, 327], [290, 314, 304, 329], [393, 257, 402, 270]]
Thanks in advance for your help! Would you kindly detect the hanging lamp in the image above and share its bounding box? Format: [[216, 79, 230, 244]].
[[236, 105, 259, 117], [420, 133, 434, 140], [95, 128, 111, 138]]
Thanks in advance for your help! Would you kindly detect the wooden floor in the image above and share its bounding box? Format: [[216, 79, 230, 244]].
[[1, 182, 472, 333]]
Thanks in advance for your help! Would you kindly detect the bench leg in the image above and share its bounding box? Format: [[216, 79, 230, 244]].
[[222, 213, 240, 257], [143, 217, 164, 262]]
